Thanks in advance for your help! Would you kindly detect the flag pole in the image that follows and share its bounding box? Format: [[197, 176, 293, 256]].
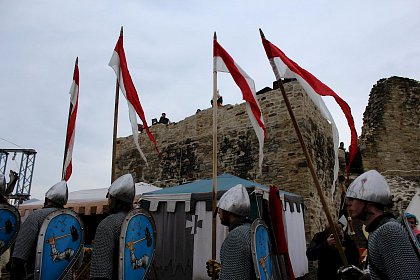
[[111, 26, 123, 183], [211, 32, 218, 269], [260, 29, 348, 267], [62, 57, 78, 181]]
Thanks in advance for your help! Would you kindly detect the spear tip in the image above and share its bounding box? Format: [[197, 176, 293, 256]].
[[259, 28, 265, 39]]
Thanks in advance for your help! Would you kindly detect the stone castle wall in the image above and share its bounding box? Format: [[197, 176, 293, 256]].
[[115, 81, 342, 239]]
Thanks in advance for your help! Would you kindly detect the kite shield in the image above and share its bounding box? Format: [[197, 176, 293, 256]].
[[0, 203, 20, 255], [34, 209, 84, 280], [251, 219, 274, 280], [119, 209, 156, 280]]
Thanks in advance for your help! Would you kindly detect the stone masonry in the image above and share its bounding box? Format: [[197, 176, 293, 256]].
[[115, 80, 341, 240], [359, 76, 420, 213], [360, 76, 420, 174]]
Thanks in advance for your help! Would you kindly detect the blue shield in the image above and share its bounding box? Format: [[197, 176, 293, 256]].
[[251, 219, 274, 280], [0, 204, 20, 255], [34, 209, 84, 280], [119, 209, 156, 280]]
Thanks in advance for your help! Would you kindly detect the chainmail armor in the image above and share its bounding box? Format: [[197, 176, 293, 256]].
[[90, 211, 128, 280], [12, 207, 72, 280], [219, 223, 257, 280], [368, 217, 420, 280]]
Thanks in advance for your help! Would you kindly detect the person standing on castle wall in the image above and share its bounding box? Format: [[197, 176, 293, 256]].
[[90, 174, 135, 280], [338, 142, 346, 173], [344, 170, 420, 280], [210, 91, 223, 107], [158, 113, 169, 124], [306, 222, 360, 279]]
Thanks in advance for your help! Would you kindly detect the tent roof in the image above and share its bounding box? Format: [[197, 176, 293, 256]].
[[143, 173, 298, 197], [141, 173, 303, 213]]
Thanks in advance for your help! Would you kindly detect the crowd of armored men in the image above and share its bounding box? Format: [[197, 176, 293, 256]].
[[0, 169, 419, 280]]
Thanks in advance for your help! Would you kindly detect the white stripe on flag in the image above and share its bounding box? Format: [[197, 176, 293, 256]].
[[109, 51, 148, 166], [272, 57, 340, 196], [215, 53, 265, 172]]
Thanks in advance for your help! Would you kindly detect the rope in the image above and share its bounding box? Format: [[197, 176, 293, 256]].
[[0, 137, 24, 148]]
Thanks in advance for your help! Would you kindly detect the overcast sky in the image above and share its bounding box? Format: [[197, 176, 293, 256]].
[[1, 1, 419, 199]]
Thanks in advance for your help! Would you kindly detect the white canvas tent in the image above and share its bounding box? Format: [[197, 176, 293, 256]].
[[140, 173, 309, 279]]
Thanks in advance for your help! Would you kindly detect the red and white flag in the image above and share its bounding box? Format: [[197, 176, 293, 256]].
[[62, 58, 79, 181], [109, 33, 159, 166], [214, 37, 266, 172], [260, 31, 357, 174]]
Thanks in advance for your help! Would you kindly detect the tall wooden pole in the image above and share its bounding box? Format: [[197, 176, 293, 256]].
[[211, 32, 218, 270], [260, 27, 348, 267], [62, 57, 78, 181], [111, 26, 123, 183], [277, 78, 348, 266]]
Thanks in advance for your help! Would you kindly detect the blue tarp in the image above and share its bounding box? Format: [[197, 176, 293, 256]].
[[143, 173, 299, 199]]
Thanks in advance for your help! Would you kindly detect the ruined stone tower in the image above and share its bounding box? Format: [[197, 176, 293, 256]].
[[360, 76, 420, 175], [360, 76, 420, 210]]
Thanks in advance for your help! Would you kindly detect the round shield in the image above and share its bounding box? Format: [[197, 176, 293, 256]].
[[119, 209, 156, 280], [251, 219, 274, 280], [0, 203, 20, 255], [34, 209, 84, 280]]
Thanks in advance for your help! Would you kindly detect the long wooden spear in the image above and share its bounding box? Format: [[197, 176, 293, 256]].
[[259, 29, 348, 266], [211, 32, 219, 273], [111, 26, 123, 183]]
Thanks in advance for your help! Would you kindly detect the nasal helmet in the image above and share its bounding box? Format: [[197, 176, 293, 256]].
[[346, 170, 392, 206], [217, 184, 250, 217], [107, 174, 135, 203], [45, 181, 68, 206]]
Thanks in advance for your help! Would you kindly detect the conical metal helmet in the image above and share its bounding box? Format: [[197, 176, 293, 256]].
[[217, 184, 250, 217], [0, 173, 6, 195], [346, 170, 392, 206], [45, 180, 68, 206], [108, 174, 135, 203]]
